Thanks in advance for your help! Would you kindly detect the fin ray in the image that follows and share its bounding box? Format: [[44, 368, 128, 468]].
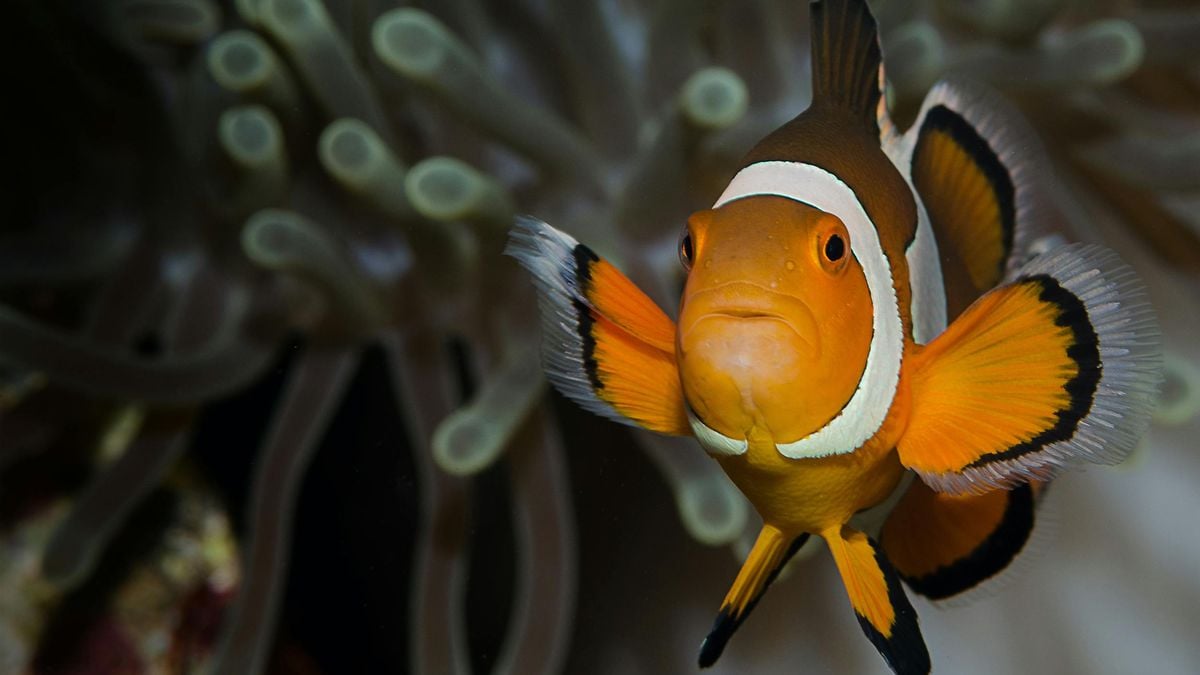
[[897, 77, 1051, 319], [698, 528, 809, 668], [825, 527, 930, 675], [507, 217, 691, 435], [899, 243, 1161, 493], [881, 481, 1036, 600], [810, 0, 884, 134]]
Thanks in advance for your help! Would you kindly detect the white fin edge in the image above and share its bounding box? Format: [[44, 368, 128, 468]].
[[921, 243, 1163, 493], [505, 216, 636, 428], [888, 76, 1054, 276]]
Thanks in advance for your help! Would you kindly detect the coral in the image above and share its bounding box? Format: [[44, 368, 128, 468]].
[[1, 0, 1197, 673]]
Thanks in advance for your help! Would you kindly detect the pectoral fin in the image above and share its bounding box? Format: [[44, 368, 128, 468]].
[[507, 217, 690, 435], [898, 244, 1161, 494], [881, 481, 1036, 600], [698, 526, 809, 668], [825, 526, 929, 675]]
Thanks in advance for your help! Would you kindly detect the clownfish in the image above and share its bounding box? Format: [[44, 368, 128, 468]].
[[506, 0, 1162, 672]]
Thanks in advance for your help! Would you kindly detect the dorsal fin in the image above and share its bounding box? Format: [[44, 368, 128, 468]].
[[810, 0, 884, 135]]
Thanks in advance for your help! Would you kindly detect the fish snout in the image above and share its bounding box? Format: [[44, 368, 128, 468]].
[[680, 282, 821, 357], [676, 283, 824, 443]]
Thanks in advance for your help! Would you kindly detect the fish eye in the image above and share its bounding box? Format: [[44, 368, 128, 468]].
[[824, 233, 845, 262], [679, 231, 694, 270]]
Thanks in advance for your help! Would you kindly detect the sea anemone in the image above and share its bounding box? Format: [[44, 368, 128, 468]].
[[1, 0, 1196, 673]]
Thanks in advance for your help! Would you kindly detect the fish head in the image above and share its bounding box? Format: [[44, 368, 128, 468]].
[[676, 195, 873, 450]]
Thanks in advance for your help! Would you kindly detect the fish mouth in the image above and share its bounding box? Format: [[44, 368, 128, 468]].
[[710, 308, 780, 320], [683, 282, 821, 355]]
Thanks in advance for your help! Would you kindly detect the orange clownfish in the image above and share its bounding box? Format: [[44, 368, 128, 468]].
[[507, 0, 1162, 673]]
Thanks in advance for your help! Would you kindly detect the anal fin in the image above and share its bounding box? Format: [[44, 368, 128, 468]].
[[881, 481, 1035, 600], [698, 526, 809, 668], [825, 526, 930, 675]]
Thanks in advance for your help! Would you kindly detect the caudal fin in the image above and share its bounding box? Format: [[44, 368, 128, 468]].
[[825, 526, 930, 675]]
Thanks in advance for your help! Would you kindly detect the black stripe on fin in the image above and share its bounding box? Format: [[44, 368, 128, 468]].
[[570, 244, 604, 392], [901, 484, 1035, 600], [810, 0, 884, 134], [966, 275, 1100, 470], [698, 534, 811, 668], [858, 542, 931, 675], [505, 216, 693, 435], [901, 243, 1161, 495], [916, 104, 1016, 285], [902, 76, 1053, 318]]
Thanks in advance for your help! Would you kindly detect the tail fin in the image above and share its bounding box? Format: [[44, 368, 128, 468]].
[[825, 526, 930, 675], [698, 527, 809, 668], [809, 0, 885, 134]]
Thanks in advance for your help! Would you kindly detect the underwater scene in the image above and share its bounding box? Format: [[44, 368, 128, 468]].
[[2, 0, 1199, 673]]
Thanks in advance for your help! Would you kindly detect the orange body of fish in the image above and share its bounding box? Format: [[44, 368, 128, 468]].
[[508, 1, 1163, 673]]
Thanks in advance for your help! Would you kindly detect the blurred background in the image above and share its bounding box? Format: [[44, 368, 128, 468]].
[[1, 0, 1198, 673]]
